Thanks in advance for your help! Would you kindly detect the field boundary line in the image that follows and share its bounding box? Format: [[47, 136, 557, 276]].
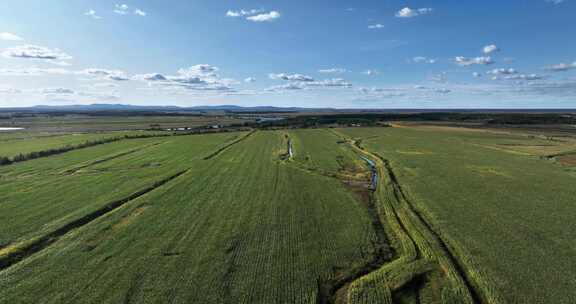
[[61, 141, 166, 175], [0, 169, 189, 272], [203, 130, 256, 160]]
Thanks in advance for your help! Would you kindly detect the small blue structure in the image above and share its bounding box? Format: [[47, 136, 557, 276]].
[[360, 156, 378, 190], [288, 139, 294, 158]]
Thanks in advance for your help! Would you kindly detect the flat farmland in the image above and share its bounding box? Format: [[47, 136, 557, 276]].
[[0, 130, 169, 159], [1, 126, 575, 304], [1, 115, 249, 132], [0, 130, 382, 303], [339, 126, 576, 303]]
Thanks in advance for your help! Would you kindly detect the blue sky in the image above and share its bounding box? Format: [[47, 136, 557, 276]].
[[0, 0, 575, 108]]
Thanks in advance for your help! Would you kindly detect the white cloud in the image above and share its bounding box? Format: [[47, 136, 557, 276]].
[[503, 74, 544, 81], [368, 24, 385, 29], [487, 68, 517, 75], [0, 32, 24, 41], [133, 64, 235, 93], [483, 44, 499, 54], [114, 4, 147, 17], [35, 88, 119, 102], [132, 73, 168, 82], [269, 73, 314, 82], [1, 45, 72, 64], [318, 68, 346, 74], [92, 83, 119, 88], [522, 79, 576, 97], [169, 65, 226, 85], [0, 67, 72, 76], [76, 92, 119, 101], [357, 87, 407, 99], [247, 11, 281, 22], [363, 69, 379, 76], [266, 78, 352, 92], [395, 7, 433, 18], [429, 72, 448, 83], [84, 9, 101, 19], [244, 77, 256, 83], [306, 78, 352, 88], [411, 56, 436, 64], [79, 68, 129, 81], [455, 56, 494, 66], [472, 72, 482, 78], [177, 64, 218, 77], [546, 0, 565, 4], [0, 67, 132, 82], [266, 83, 305, 92], [545, 62, 576, 72], [41, 88, 75, 95], [134, 9, 147, 17], [0, 87, 22, 94], [226, 9, 263, 17], [114, 4, 129, 15]]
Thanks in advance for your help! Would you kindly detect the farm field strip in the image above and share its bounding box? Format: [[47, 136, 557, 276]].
[[0, 131, 169, 159], [60, 141, 168, 175], [0, 133, 241, 258], [0, 169, 189, 271], [339, 126, 576, 303]]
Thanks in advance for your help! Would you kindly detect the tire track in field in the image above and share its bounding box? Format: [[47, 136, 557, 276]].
[[0, 169, 189, 272], [380, 157, 482, 304], [203, 130, 256, 160]]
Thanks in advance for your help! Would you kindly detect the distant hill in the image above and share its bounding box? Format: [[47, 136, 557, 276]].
[[0, 104, 574, 114], [0, 104, 328, 113]]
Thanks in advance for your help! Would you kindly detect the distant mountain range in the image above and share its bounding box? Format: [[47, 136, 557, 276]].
[[0, 104, 326, 113], [0, 104, 574, 113]]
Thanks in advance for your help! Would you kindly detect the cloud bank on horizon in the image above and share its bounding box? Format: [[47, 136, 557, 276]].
[[0, 0, 575, 108]]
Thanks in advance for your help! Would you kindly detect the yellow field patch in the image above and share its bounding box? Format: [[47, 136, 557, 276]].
[[112, 206, 148, 231], [0, 242, 23, 258], [391, 122, 499, 134], [470, 143, 531, 156], [496, 143, 576, 157], [558, 154, 576, 166]]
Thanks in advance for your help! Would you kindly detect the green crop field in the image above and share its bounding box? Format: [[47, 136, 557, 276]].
[[1, 125, 575, 303], [0, 130, 171, 159], [339, 125, 576, 303]]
